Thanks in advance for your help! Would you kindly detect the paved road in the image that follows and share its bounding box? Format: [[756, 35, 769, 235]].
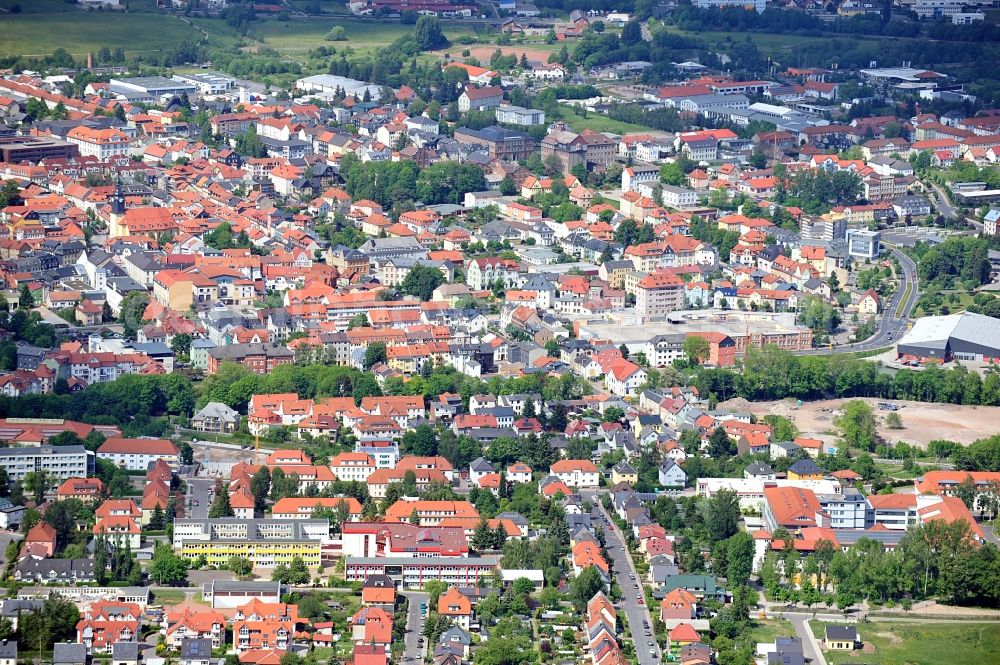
[[400, 590, 428, 663], [186, 477, 213, 519], [783, 612, 827, 665], [796, 247, 918, 355], [595, 503, 661, 665], [927, 181, 960, 221]]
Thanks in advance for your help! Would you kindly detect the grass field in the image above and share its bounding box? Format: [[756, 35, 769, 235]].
[[810, 621, 1000, 665], [557, 104, 648, 135], [246, 16, 481, 57], [746, 618, 796, 645], [0, 11, 205, 58]]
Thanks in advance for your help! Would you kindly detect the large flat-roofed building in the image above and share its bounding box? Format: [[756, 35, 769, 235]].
[[0, 136, 78, 163], [295, 74, 383, 100], [0, 445, 94, 481], [171, 72, 236, 95], [172, 519, 329, 568], [576, 310, 813, 357], [344, 555, 499, 588], [108, 76, 197, 103], [202, 580, 284, 608], [896, 312, 1000, 362]]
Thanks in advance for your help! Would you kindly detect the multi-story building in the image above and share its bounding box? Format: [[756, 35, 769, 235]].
[[454, 126, 535, 161], [172, 519, 329, 569], [550, 460, 600, 487], [636, 273, 685, 320], [458, 86, 503, 112], [466, 257, 521, 291], [341, 522, 469, 558], [817, 489, 874, 529], [65, 126, 131, 159], [270, 497, 362, 521], [541, 128, 616, 172], [97, 437, 179, 471], [344, 555, 499, 588], [495, 105, 546, 126], [207, 343, 295, 375], [329, 452, 377, 483], [846, 229, 880, 260], [0, 445, 94, 480], [644, 334, 686, 367]]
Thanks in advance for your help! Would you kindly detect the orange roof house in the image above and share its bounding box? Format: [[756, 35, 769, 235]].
[[437, 587, 473, 628], [763, 486, 821, 530], [22, 521, 57, 558], [350, 607, 392, 646]]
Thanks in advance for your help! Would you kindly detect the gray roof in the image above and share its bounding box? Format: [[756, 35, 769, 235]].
[[825, 625, 856, 641], [112, 642, 141, 660], [0, 641, 14, 660], [897, 311, 1000, 351], [53, 643, 88, 665], [180, 637, 213, 660], [788, 458, 822, 475], [469, 457, 494, 473], [194, 402, 240, 421]]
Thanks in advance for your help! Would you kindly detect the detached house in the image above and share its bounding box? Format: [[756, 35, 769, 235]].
[[459, 86, 503, 113], [437, 587, 473, 630], [550, 459, 599, 488]]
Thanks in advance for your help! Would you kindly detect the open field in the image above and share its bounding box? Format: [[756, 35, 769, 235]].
[[557, 104, 648, 135], [722, 396, 1000, 447], [0, 11, 204, 58], [746, 618, 796, 645], [246, 16, 482, 57], [809, 620, 1000, 665]]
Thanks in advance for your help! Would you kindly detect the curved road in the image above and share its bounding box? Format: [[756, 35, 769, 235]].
[[796, 247, 918, 355]]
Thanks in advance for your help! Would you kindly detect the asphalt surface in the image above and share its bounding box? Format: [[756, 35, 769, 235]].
[[185, 477, 214, 519], [796, 247, 918, 355], [595, 503, 661, 665], [400, 590, 429, 663], [927, 181, 959, 221], [783, 612, 828, 665]]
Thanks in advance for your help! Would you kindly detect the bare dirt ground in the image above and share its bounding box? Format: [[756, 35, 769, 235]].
[[720, 396, 1000, 448]]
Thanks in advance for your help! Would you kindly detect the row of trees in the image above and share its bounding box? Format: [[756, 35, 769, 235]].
[[696, 345, 1000, 407], [761, 522, 1000, 608]]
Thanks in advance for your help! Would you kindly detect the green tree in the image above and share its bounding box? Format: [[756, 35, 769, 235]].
[[569, 565, 604, 610], [401, 264, 445, 301], [227, 555, 254, 577], [250, 467, 272, 512], [683, 335, 710, 365], [148, 504, 166, 530], [725, 532, 755, 587], [150, 543, 189, 585], [834, 400, 877, 451], [414, 15, 448, 50], [272, 556, 310, 584], [119, 290, 150, 340], [209, 489, 234, 518], [705, 489, 740, 541], [364, 342, 387, 369]]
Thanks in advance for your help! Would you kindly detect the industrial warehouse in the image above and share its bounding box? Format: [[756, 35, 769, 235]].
[[896, 312, 1000, 363]]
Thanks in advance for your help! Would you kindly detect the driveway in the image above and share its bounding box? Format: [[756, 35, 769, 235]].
[[595, 502, 661, 665], [400, 590, 428, 663]]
